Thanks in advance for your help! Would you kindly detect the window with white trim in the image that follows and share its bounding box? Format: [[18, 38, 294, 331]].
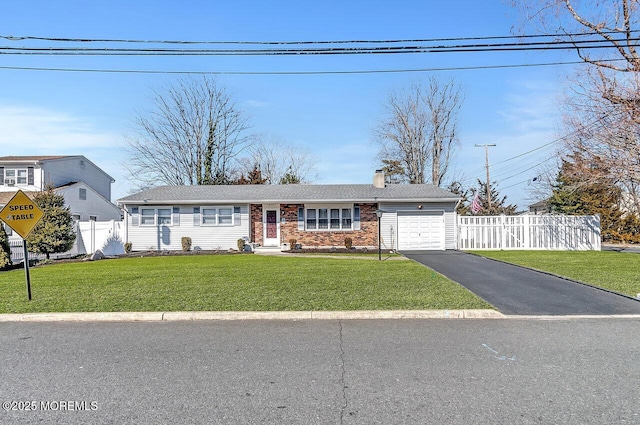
[[140, 208, 156, 225], [139, 207, 174, 226], [4, 169, 26, 185], [157, 208, 172, 225], [304, 205, 355, 231], [201, 206, 234, 226]]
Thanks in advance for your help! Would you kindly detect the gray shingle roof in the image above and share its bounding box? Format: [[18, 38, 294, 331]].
[[117, 184, 459, 205]]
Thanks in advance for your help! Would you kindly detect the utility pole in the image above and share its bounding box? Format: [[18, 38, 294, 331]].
[[475, 144, 496, 209]]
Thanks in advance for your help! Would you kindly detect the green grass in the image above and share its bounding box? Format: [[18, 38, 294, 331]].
[[474, 250, 640, 296], [0, 255, 491, 313]]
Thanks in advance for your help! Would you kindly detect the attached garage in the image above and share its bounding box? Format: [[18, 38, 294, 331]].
[[397, 211, 446, 250]]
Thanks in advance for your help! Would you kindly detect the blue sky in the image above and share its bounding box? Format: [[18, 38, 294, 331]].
[[0, 0, 580, 208]]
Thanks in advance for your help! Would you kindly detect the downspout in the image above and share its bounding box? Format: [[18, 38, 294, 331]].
[[454, 199, 461, 250]]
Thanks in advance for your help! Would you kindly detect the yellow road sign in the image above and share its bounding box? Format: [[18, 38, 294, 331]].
[[0, 190, 44, 239]]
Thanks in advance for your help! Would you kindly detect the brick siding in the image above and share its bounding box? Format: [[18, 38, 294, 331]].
[[250, 203, 378, 248]]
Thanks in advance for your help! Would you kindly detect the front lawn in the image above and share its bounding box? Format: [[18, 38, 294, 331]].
[[475, 250, 640, 297], [0, 255, 491, 313]]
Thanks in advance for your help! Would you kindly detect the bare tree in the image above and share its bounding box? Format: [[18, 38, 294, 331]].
[[238, 134, 317, 184], [511, 0, 640, 212], [512, 0, 640, 73], [426, 78, 463, 186], [127, 77, 251, 188], [375, 77, 463, 185]]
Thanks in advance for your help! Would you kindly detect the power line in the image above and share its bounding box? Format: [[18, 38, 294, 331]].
[[0, 37, 632, 56], [2, 29, 634, 45], [0, 58, 608, 75]]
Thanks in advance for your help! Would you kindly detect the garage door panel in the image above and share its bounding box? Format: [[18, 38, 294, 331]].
[[397, 212, 445, 251]]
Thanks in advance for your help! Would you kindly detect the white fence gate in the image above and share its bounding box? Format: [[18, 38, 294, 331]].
[[458, 214, 601, 251], [9, 220, 124, 262]]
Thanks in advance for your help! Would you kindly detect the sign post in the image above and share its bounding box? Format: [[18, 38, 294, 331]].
[[0, 190, 44, 300]]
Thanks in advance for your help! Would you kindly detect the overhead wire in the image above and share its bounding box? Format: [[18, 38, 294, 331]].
[[0, 58, 615, 75], [2, 29, 635, 45], [1, 31, 634, 194], [0, 37, 633, 56], [487, 109, 632, 190]]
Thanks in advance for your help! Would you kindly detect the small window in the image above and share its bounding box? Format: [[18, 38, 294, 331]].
[[342, 209, 352, 228], [306, 209, 317, 230], [318, 209, 328, 229], [330, 209, 340, 229], [72, 214, 81, 221], [16, 169, 27, 185], [218, 207, 233, 225], [79, 188, 87, 200], [141, 208, 155, 225], [157, 208, 172, 225], [202, 208, 217, 225]]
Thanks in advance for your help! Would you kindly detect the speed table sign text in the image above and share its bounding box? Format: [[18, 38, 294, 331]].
[[0, 190, 44, 239]]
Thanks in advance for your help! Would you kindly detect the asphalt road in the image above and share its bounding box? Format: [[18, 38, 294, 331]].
[[1, 319, 639, 424], [403, 250, 640, 315]]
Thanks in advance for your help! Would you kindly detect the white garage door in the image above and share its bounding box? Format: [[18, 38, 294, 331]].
[[397, 211, 445, 250]]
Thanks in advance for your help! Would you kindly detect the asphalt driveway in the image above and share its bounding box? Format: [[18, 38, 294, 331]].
[[402, 250, 640, 315]]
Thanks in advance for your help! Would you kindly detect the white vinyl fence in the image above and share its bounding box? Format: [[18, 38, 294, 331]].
[[458, 214, 601, 251], [9, 220, 124, 262]]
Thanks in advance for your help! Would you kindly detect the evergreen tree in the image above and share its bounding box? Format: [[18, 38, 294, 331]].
[[381, 159, 406, 184], [549, 157, 623, 241], [474, 179, 518, 215], [0, 223, 11, 270], [26, 186, 76, 260], [279, 166, 302, 184], [447, 181, 471, 215], [235, 164, 268, 185]]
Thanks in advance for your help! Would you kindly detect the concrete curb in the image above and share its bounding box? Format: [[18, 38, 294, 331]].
[[0, 309, 504, 322], [503, 314, 640, 320]]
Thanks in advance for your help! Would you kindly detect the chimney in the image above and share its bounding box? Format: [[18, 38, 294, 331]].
[[373, 169, 385, 188]]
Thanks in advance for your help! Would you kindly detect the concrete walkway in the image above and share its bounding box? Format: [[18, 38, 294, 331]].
[[403, 250, 640, 316]]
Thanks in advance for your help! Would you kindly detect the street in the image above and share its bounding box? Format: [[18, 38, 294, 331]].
[[1, 319, 639, 424]]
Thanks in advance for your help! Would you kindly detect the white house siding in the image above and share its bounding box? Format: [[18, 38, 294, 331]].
[[125, 204, 250, 251], [42, 157, 113, 201], [0, 166, 41, 193], [379, 202, 457, 250], [56, 182, 121, 221]]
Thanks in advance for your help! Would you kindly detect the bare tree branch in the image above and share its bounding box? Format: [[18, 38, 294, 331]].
[[237, 134, 318, 184], [126, 77, 251, 189], [374, 77, 463, 185]]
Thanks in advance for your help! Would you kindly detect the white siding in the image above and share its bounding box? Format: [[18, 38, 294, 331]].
[[0, 157, 113, 201], [379, 202, 458, 250], [42, 157, 113, 200], [0, 165, 42, 193], [125, 204, 250, 251], [56, 182, 122, 221]]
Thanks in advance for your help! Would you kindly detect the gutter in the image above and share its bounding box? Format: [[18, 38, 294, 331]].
[[117, 197, 463, 206]]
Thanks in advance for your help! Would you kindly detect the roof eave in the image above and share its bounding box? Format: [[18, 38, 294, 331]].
[[118, 197, 461, 205]]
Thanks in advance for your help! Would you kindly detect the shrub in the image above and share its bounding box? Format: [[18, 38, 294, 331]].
[[0, 224, 11, 270], [289, 239, 297, 250], [344, 237, 353, 250], [237, 238, 245, 251], [181, 237, 192, 252], [124, 242, 132, 253]]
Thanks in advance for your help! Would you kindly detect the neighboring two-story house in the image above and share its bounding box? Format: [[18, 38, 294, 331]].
[[0, 156, 122, 225]]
